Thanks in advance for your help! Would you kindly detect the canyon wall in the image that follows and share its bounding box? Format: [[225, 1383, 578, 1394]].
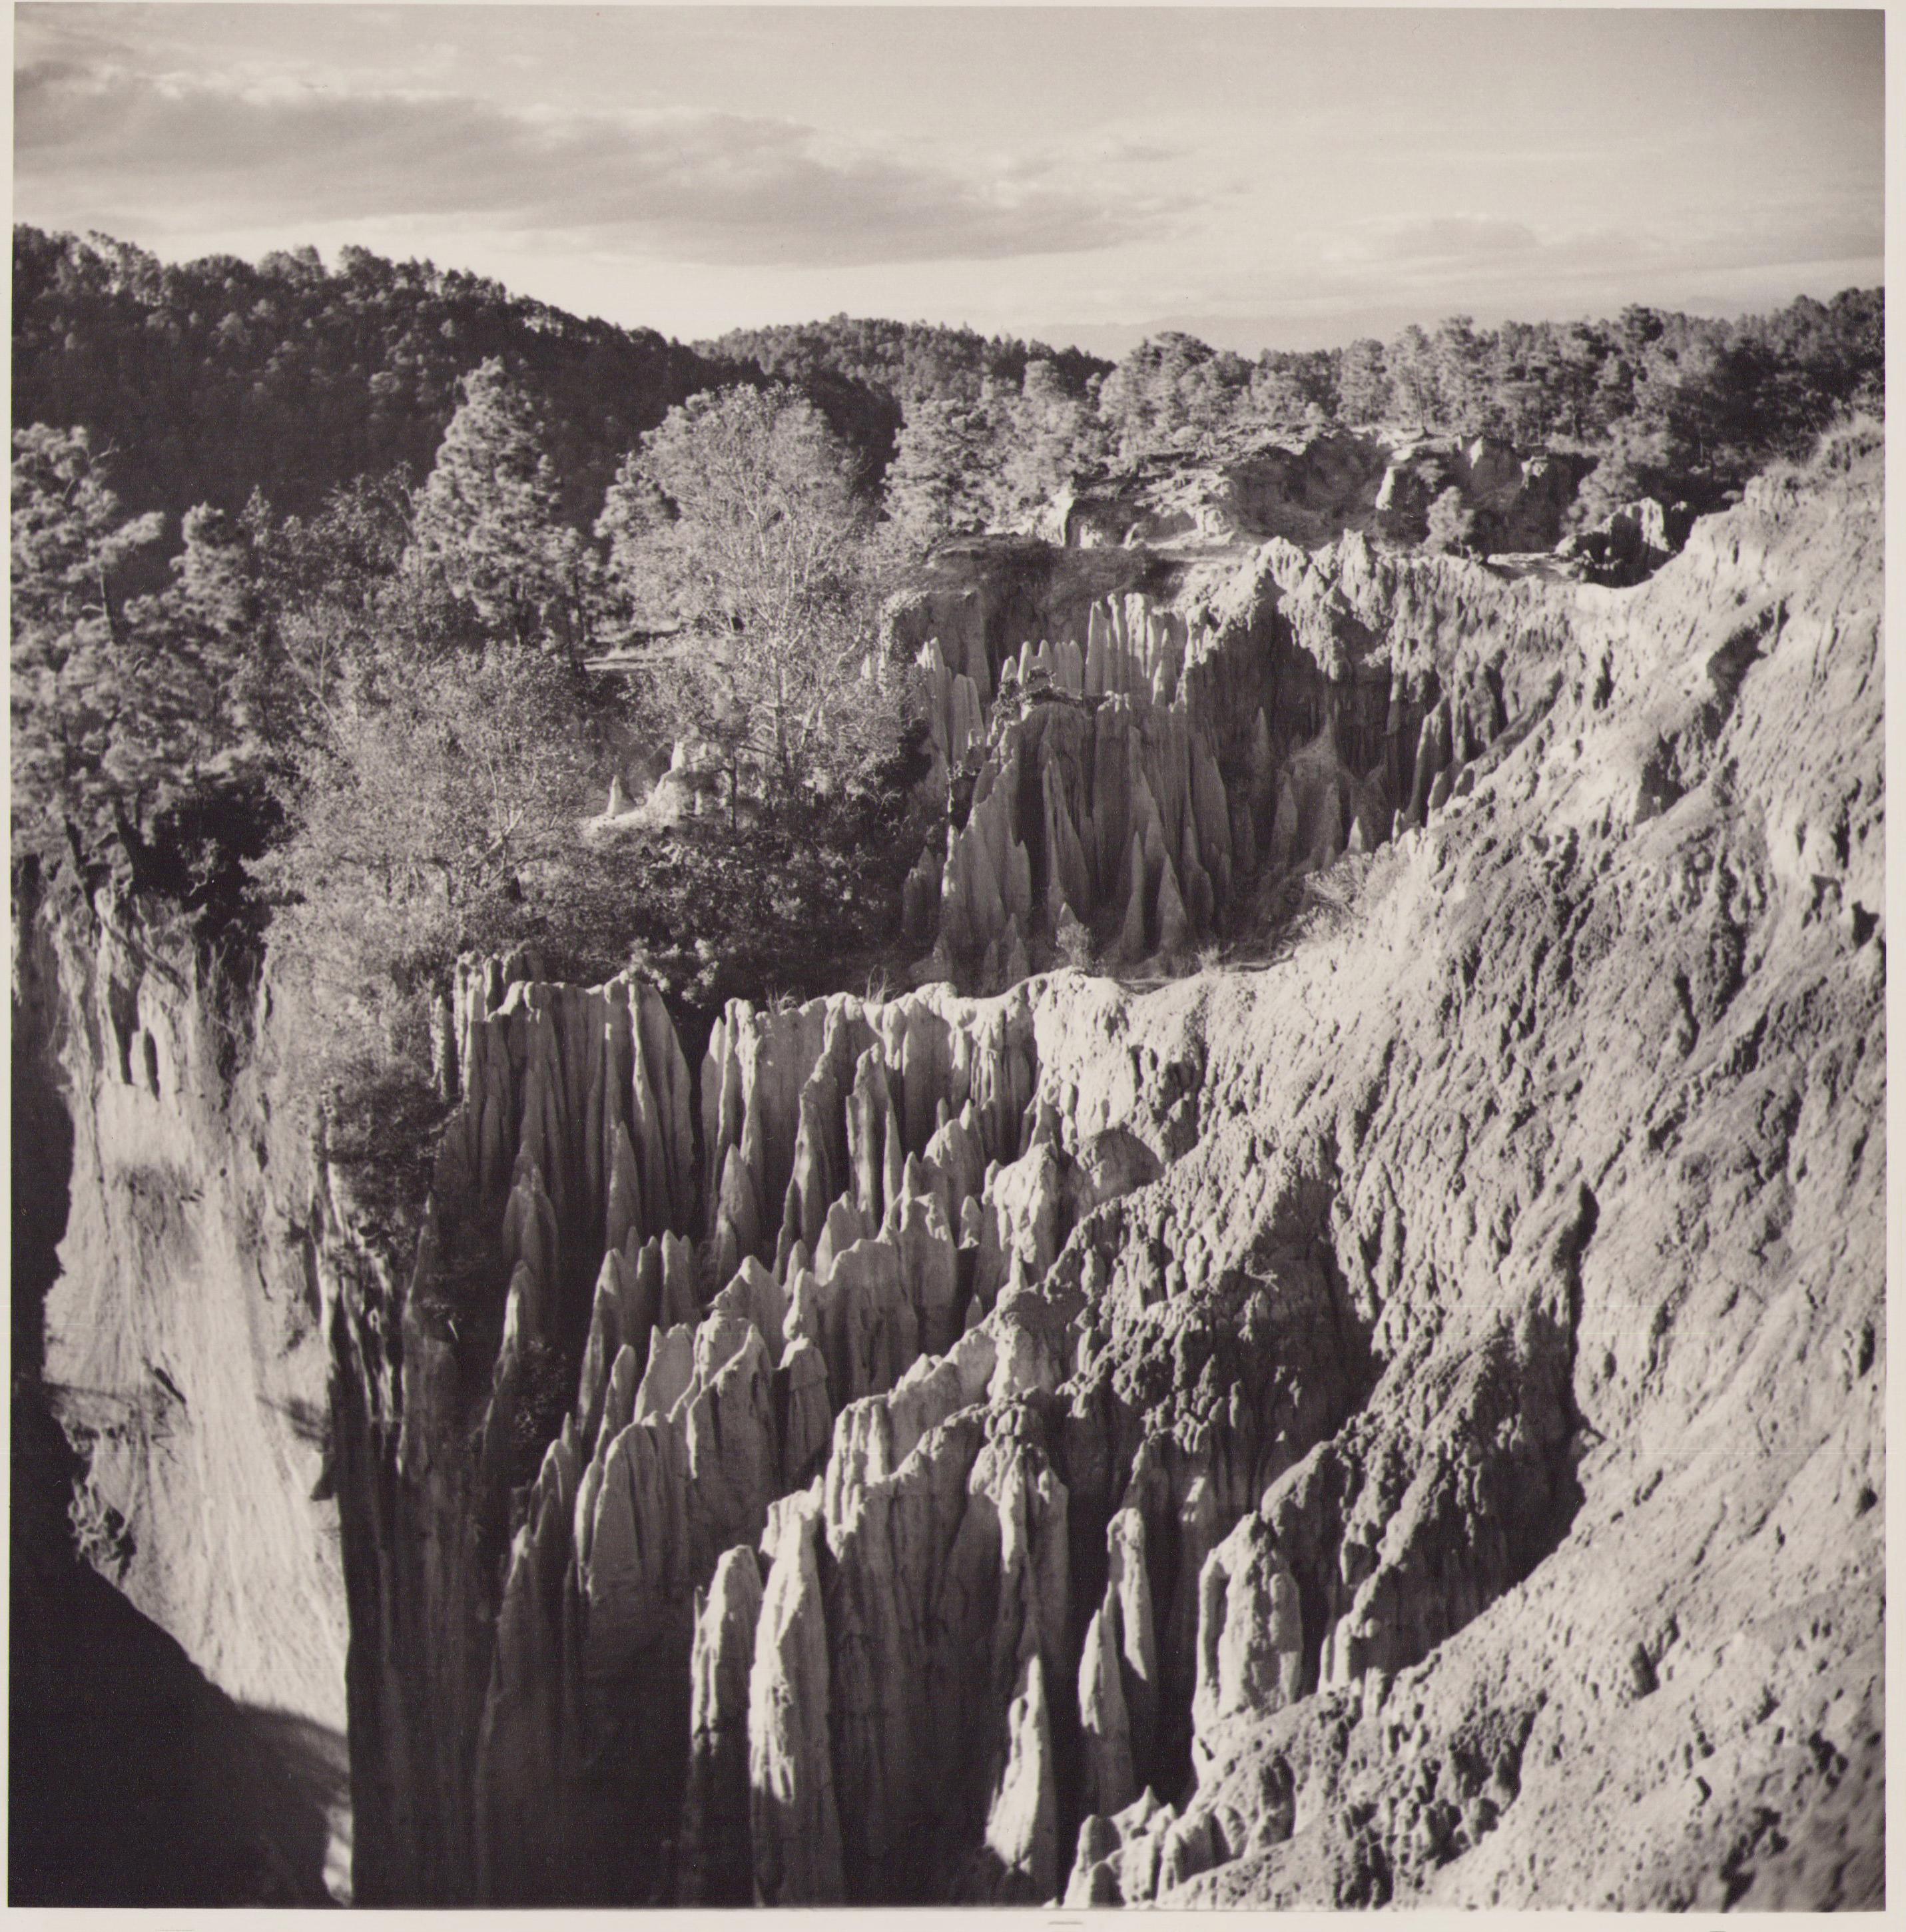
[[22, 431, 1879, 1907], [1160, 430, 1885, 1909], [1053, 429, 1598, 554], [328, 432, 1882, 1905], [14, 886, 350, 1898], [27, 896, 347, 1732], [889, 527, 1573, 989]]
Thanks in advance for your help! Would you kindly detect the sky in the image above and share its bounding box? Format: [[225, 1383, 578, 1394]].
[[13, 5, 1886, 355]]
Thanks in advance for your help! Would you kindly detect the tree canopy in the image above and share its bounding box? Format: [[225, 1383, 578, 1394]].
[[17, 224, 1880, 568], [10, 426, 280, 868], [11, 229, 1883, 1101], [604, 384, 914, 816], [409, 359, 590, 655], [12, 225, 748, 531]]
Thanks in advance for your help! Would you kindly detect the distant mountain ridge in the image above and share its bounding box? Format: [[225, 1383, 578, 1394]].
[[11, 228, 1117, 539]]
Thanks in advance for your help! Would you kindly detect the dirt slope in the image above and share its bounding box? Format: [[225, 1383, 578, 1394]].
[[1153, 426, 1883, 1905]]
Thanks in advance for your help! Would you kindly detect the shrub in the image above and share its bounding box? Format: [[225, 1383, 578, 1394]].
[[1425, 485, 1482, 557]]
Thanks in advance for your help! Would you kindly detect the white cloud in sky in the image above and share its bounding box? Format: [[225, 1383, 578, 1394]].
[[1325, 216, 1542, 267], [16, 54, 1193, 266], [11, 5, 1885, 348]]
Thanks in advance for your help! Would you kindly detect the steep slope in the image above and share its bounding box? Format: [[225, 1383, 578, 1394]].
[[886, 523, 1572, 988], [322, 428, 1881, 1904], [11, 882, 350, 1902], [27, 897, 348, 1734], [1084, 428, 1886, 1905]]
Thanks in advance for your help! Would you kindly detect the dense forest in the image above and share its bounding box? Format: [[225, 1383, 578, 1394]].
[[878, 290, 1884, 539], [11, 229, 1106, 537], [11, 226, 760, 535], [11, 364, 926, 1052], [700, 314, 1113, 481], [18, 226, 1880, 557], [10, 222, 1883, 1153]]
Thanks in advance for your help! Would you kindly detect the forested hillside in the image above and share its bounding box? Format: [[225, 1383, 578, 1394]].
[[10, 226, 1883, 1070], [21, 227, 1879, 566], [11, 227, 758, 530], [882, 292, 1883, 541], [700, 315, 1113, 480]]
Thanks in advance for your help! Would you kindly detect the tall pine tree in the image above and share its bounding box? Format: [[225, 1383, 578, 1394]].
[[409, 358, 589, 656]]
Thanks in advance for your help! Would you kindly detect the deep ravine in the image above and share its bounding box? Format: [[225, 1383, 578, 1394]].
[[19, 429, 1883, 1907]]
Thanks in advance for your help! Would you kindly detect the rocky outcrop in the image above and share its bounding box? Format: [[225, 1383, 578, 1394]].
[[901, 529, 1575, 990], [1556, 494, 1697, 585], [330, 921, 1378, 1905], [679, 1544, 763, 1901], [19, 892, 349, 1742], [334, 962, 1122, 1901], [1112, 431, 1885, 1907], [331, 428, 1877, 1910], [10, 876, 352, 1905], [1052, 430, 1592, 556], [7, 419, 1831, 1914], [1191, 1512, 1303, 1768], [747, 1492, 841, 1902], [1372, 435, 1592, 551]]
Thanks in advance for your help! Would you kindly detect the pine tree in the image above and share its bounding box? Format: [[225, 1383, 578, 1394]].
[[1388, 326, 1440, 432], [1338, 339, 1391, 424], [1432, 316, 1489, 435], [882, 396, 1001, 551], [1425, 485, 1482, 557], [409, 357, 588, 655], [1247, 355, 1331, 434], [11, 425, 166, 854], [593, 453, 677, 633], [1099, 332, 1252, 458], [994, 360, 1103, 529], [11, 424, 295, 870]]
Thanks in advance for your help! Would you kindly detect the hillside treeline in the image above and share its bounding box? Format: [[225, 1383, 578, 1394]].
[[12, 364, 931, 1147], [879, 291, 1883, 539], [11, 228, 1104, 537], [10, 227, 1884, 1137], [19, 226, 1881, 569], [13, 226, 769, 534]]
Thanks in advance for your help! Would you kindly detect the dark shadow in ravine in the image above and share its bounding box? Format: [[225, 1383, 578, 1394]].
[[10, 1434, 346, 1906]]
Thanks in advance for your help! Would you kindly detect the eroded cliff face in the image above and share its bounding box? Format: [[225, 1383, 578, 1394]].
[[1086, 436, 1885, 1908], [1051, 428, 1597, 555], [328, 436, 1881, 1906], [13, 888, 351, 1898], [890, 527, 1572, 991], [25, 896, 346, 1727], [25, 432, 1875, 1907]]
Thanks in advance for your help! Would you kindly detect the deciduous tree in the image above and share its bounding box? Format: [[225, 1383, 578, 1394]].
[[611, 384, 912, 818]]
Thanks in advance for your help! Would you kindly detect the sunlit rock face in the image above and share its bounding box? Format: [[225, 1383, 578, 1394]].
[[1048, 429, 1598, 557], [16, 888, 352, 1896], [893, 526, 1574, 992], [326, 435, 1879, 1907], [40, 434, 1874, 1910]]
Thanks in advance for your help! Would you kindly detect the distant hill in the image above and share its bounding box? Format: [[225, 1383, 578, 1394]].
[[697, 314, 1113, 478], [11, 226, 760, 532], [12, 226, 1880, 562], [11, 231, 1125, 542]]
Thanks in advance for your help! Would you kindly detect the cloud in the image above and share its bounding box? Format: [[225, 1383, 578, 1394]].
[[14, 56, 1191, 266], [1324, 215, 1541, 267]]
